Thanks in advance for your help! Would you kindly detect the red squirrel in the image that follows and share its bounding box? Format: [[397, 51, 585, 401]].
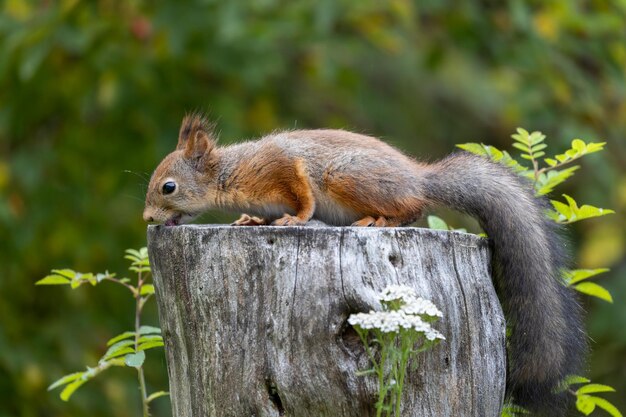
[[144, 113, 585, 416]]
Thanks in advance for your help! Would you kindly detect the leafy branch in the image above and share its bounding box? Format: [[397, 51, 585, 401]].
[[557, 376, 622, 417], [452, 128, 620, 416], [457, 129, 607, 197], [548, 194, 615, 225], [562, 268, 612, 303], [37, 248, 167, 416]]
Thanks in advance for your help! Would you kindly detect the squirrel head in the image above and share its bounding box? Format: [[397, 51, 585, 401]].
[[143, 114, 219, 226]]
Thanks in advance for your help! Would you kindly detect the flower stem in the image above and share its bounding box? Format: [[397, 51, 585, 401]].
[[376, 352, 385, 417], [394, 332, 413, 417]]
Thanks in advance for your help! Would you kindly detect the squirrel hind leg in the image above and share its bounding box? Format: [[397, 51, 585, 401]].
[[232, 214, 268, 226], [272, 214, 308, 226], [352, 216, 378, 227], [351, 216, 404, 227]]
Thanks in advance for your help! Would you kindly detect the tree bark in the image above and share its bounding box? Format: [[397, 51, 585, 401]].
[[147, 225, 506, 417]]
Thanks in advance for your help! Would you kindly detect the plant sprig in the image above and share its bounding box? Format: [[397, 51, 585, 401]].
[[457, 129, 607, 197], [557, 376, 622, 417], [563, 269, 612, 303], [451, 128, 620, 416], [350, 286, 444, 417], [548, 194, 615, 225], [38, 248, 168, 416]]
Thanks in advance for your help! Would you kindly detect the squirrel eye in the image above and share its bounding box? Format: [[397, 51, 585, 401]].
[[162, 181, 176, 195]]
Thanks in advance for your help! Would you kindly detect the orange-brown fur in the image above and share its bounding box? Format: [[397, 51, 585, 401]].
[[144, 113, 431, 226]]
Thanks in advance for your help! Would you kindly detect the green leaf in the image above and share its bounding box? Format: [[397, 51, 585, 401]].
[[535, 166, 579, 196], [577, 384, 616, 395], [427, 215, 449, 231], [551, 194, 615, 223], [511, 128, 545, 152], [496, 151, 528, 173], [107, 331, 136, 346], [125, 248, 151, 273], [512, 142, 530, 153], [512, 127, 529, 139], [103, 340, 136, 360], [124, 351, 146, 368], [529, 131, 546, 145], [137, 335, 163, 343], [147, 391, 169, 403], [49, 358, 125, 401], [137, 341, 165, 351], [550, 140, 606, 167], [48, 372, 84, 391], [104, 346, 135, 360], [550, 199, 573, 220], [563, 269, 610, 285], [51, 269, 77, 279], [571, 139, 586, 151], [140, 284, 155, 296], [457, 142, 528, 173], [574, 282, 613, 303], [590, 396, 623, 417], [501, 403, 530, 416], [125, 248, 142, 258], [139, 325, 161, 335], [576, 205, 615, 222], [60, 379, 87, 402], [457, 142, 495, 156], [71, 272, 95, 286], [129, 266, 151, 273], [586, 142, 607, 153], [511, 127, 531, 144], [124, 255, 141, 263], [86, 273, 97, 286], [36, 275, 71, 285], [564, 375, 592, 386], [544, 158, 558, 167], [577, 394, 596, 415], [555, 154, 568, 163]]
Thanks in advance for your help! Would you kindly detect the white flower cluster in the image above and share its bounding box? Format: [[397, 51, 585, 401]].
[[401, 297, 443, 318], [379, 285, 443, 318], [348, 285, 445, 340], [379, 285, 418, 303]]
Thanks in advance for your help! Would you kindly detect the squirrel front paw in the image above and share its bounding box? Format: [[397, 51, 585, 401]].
[[272, 214, 306, 226], [232, 214, 267, 226]]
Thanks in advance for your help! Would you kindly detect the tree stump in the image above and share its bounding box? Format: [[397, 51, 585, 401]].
[[147, 225, 506, 417]]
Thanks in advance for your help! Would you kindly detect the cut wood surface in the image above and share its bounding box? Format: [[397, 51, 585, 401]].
[[147, 225, 506, 417]]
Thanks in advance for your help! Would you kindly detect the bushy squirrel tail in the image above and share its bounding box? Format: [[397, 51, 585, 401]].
[[422, 152, 586, 415]]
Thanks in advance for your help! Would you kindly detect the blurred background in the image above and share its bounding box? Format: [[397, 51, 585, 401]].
[[1, 1, 625, 416]]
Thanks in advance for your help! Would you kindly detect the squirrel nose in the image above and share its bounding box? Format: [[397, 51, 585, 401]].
[[143, 210, 154, 223]]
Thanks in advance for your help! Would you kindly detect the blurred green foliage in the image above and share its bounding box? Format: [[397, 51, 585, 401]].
[[1, 0, 624, 416]]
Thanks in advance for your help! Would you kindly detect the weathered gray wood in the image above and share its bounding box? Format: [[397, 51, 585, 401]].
[[147, 225, 506, 417]]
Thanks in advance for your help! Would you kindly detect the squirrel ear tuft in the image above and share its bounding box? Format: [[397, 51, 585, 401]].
[[183, 129, 215, 170], [176, 112, 217, 151]]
